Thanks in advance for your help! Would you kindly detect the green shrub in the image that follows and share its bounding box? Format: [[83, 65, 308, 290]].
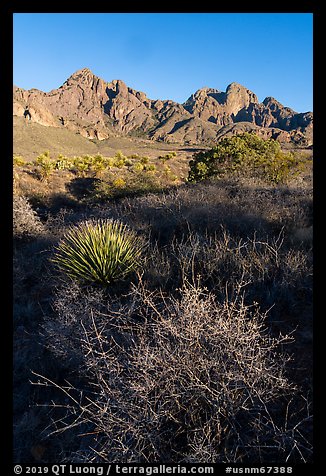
[[163, 164, 177, 179], [140, 156, 150, 165], [144, 163, 156, 172], [34, 152, 56, 181], [72, 157, 90, 177], [54, 154, 73, 170], [89, 154, 106, 176], [105, 157, 116, 168], [158, 152, 177, 163], [52, 219, 144, 285], [114, 159, 126, 168], [191, 161, 208, 181], [93, 154, 104, 163], [13, 155, 26, 167], [113, 150, 127, 168], [132, 162, 145, 173], [92, 180, 113, 201], [38, 150, 51, 160], [112, 177, 126, 188], [188, 133, 310, 184], [115, 150, 127, 161]]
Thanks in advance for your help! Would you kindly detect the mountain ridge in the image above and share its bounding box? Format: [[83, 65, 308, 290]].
[[13, 68, 313, 147]]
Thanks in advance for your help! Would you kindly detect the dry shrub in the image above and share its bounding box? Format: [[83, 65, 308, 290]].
[[143, 228, 312, 322], [15, 165, 312, 464], [13, 194, 44, 238], [97, 178, 312, 246], [43, 282, 106, 369], [38, 279, 312, 463]]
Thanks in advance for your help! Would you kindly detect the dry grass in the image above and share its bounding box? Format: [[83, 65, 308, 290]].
[[14, 116, 203, 160], [13, 156, 313, 463]]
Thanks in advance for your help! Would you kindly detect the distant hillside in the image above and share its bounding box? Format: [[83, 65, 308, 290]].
[[13, 116, 99, 159], [13, 68, 313, 147], [13, 116, 204, 161]]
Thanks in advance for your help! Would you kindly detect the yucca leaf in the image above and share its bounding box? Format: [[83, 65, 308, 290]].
[[52, 219, 144, 285]]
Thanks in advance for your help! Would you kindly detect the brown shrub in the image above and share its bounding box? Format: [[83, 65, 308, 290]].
[[13, 194, 44, 238], [37, 279, 313, 463]]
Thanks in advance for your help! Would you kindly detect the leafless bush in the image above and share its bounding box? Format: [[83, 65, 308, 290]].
[[36, 279, 313, 463], [95, 179, 312, 243], [142, 228, 312, 321], [14, 194, 44, 238], [43, 281, 107, 368]]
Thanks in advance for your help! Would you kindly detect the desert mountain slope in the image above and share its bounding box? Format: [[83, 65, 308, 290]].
[[13, 116, 204, 161], [13, 116, 100, 159], [13, 68, 313, 146]]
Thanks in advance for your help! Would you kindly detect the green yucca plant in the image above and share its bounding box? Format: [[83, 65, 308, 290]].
[[52, 219, 144, 285]]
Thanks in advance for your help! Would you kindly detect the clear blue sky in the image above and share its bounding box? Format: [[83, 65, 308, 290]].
[[13, 13, 313, 112]]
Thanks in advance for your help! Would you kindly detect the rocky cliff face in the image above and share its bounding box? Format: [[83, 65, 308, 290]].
[[182, 83, 259, 127], [13, 68, 313, 146]]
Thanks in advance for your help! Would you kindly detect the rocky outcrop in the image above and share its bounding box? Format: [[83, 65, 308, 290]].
[[182, 83, 259, 127], [213, 122, 308, 145], [103, 79, 156, 133], [13, 69, 112, 139], [13, 68, 313, 146]]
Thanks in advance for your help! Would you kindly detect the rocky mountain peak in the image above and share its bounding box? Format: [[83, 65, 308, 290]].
[[69, 67, 93, 78], [65, 67, 95, 84], [196, 87, 220, 97], [108, 79, 128, 97], [226, 81, 247, 91], [62, 67, 107, 97], [226, 82, 258, 103], [184, 87, 222, 103], [263, 96, 281, 105], [13, 68, 313, 147], [264, 96, 297, 116]]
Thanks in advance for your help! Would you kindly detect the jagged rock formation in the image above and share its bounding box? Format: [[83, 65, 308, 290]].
[[13, 68, 313, 146], [183, 83, 259, 126]]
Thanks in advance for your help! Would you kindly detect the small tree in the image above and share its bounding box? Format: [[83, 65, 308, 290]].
[[188, 133, 309, 184]]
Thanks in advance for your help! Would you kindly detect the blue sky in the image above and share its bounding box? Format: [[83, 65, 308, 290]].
[[13, 13, 313, 112]]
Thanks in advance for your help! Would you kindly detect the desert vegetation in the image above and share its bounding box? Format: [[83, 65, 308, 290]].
[[188, 133, 311, 184], [13, 149, 185, 209], [52, 219, 145, 285], [13, 133, 313, 464]]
